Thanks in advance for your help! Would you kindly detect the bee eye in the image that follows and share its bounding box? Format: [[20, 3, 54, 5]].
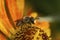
[[30, 17, 34, 24]]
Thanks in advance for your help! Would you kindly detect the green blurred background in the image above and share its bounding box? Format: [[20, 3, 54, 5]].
[[25, 0, 60, 40]]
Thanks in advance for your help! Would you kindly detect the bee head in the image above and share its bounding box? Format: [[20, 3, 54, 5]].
[[23, 16, 35, 24]]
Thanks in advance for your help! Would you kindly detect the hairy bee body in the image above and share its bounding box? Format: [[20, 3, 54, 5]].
[[16, 16, 34, 27]]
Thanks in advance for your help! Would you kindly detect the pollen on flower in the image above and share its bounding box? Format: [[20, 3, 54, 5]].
[[11, 16, 51, 40]]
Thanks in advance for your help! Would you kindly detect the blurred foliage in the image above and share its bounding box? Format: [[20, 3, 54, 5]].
[[25, 0, 60, 16]]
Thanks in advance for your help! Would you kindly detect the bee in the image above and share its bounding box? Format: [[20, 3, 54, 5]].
[[15, 12, 38, 27], [15, 16, 35, 27]]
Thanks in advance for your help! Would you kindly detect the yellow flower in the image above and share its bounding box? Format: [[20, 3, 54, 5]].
[[0, 0, 51, 40]]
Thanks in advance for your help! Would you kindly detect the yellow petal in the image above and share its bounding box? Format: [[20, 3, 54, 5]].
[[0, 18, 11, 38], [0, 0, 16, 34]]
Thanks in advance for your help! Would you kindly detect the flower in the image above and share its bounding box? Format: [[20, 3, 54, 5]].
[[0, 0, 51, 40]]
